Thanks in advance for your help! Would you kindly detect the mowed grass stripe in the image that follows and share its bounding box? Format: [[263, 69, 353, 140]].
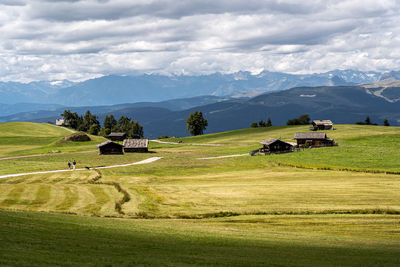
[[0, 185, 14, 202], [55, 185, 79, 211], [30, 184, 51, 208], [40, 185, 66, 211], [71, 185, 94, 214], [83, 185, 111, 215], [101, 186, 122, 216], [120, 185, 140, 215], [1, 184, 26, 207], [14, 184, 38, 206]]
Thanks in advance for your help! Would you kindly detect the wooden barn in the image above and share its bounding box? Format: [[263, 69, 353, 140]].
[[123, 139, 149, 153], [97, 140, 124, 155], [310, 120, 333, 131], [259, 138, 295, 154], [108, 132, 127, 142], [294, 132, 336, 147]]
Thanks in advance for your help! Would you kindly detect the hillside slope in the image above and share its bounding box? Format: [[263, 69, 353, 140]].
[[0, 122, 105, 157], [2, 85, 400, 138], [140, 85, 400, 137], [1, 123, 400, 266]]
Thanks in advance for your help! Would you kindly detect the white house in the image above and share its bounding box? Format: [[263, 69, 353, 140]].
[[56, 119, 65, 126]]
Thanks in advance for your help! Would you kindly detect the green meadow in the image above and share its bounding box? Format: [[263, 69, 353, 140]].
[[0, 122, 400, 266]]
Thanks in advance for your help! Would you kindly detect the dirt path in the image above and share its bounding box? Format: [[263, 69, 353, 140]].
[[151, 139, 222, 146], [0, 157, 162, 179], [197, 154, 248, 160], [47, 123, 75, 133]]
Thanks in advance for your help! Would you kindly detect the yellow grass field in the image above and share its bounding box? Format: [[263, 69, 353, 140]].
[[1, 122, 400, 266]]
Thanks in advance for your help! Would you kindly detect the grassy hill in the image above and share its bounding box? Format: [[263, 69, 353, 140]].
[[0, 122, 107, 157], [0, 122, 399, 265]]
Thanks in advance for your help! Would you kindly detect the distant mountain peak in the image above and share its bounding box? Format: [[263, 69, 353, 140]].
[[378, 70, 400, 82], [0, 69, 387, 106]]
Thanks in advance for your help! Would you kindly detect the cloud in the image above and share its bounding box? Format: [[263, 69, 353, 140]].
[[0, 0, 400, 82]]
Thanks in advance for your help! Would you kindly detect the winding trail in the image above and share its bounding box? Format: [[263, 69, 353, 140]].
[[47, 123, 76, 133], [0, 157, 162, 179], [151, 139, 222, 146], [197, 154, 248, 160]]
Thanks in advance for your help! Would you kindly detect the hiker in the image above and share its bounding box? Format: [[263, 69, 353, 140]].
[[68, 161, 71, 169], [73, 160, 76, 170]]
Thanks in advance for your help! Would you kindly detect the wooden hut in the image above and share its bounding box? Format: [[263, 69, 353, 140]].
[[294, 132, 335, 147], [123, 139, 149, 153], [108, 132, 127, 142], [97, 140, 124, 155], [259, 138, 294, 154], [310, 120, 333, 131]]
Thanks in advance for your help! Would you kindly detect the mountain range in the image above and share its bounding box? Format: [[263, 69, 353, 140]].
[[0, 69, 386, 109], [1, 81, 399, 138]]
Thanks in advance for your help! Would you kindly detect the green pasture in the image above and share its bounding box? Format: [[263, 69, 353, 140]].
[[0, 122, 105, 157], [1, 121, 400, 266], [1, 210, 399, 266]]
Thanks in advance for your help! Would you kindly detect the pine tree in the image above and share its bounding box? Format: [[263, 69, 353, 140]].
[[365, 116, 371, 125], [266, 117, 272, 127], [383, 119, 390, 126], [186, 111, 208, 136]]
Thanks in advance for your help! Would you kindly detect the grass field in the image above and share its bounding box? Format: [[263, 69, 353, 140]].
[[1, 210, 399, 266], [1, 122, 400, 266]]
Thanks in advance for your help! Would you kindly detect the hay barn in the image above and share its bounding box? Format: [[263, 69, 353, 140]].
[[123, 139, 148, 153], [310, 120, 333, 131], [259, 138, 294, 154], [97, 140, 124, 155], [108, 132, 127, 142], [294, 132, 336, 147]]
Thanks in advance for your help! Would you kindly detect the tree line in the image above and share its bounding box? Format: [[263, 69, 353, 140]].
[[250, 114, 392, 127], [250, 117, 272, 128], [60, 110, 143, 138]]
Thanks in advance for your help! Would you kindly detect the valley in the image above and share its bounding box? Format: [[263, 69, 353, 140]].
[[0, 122, 399, 266]]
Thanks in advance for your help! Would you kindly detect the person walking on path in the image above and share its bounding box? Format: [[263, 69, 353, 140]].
[[73, 160, 76, 170], [68, 161, 71, 169]]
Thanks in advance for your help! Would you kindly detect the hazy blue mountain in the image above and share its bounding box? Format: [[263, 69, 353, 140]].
[[0, 103, 65, 117], [6, 84, 399, 138], [378, 71, 400, 82], [0, 95, 231, 123], [0, 79, 75, 104], [0, 69, 384, 106], [135, 85, 399, 138]]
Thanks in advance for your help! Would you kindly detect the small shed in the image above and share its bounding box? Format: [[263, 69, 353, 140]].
[[97, 140, 124, 155], [294, 132, 335, 147], [108, 132, 127, 142], [310, 120, 333, 131], [123, 139, 149, 153], [259, 138, 294, 154]]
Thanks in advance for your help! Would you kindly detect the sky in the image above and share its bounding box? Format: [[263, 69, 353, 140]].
[[0, 0, 399, 82]]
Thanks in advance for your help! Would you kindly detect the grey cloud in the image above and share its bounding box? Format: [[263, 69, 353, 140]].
[[28, 0, 324, 22], [1, 0, 400, 82], [0, 0, 25, 6]]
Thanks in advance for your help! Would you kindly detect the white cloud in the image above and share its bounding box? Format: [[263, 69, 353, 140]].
[[0, 0, 400, 82]]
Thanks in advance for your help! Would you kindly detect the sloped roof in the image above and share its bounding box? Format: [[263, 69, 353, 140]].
[[108, 132, 126, 137], [260, 138, 294, 147], [96, 140, 123, 148], [294, 132, 327, 139], [260, 138, 279, 146], [312, 120, 333, 126], [123, 138, 148, 148]]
